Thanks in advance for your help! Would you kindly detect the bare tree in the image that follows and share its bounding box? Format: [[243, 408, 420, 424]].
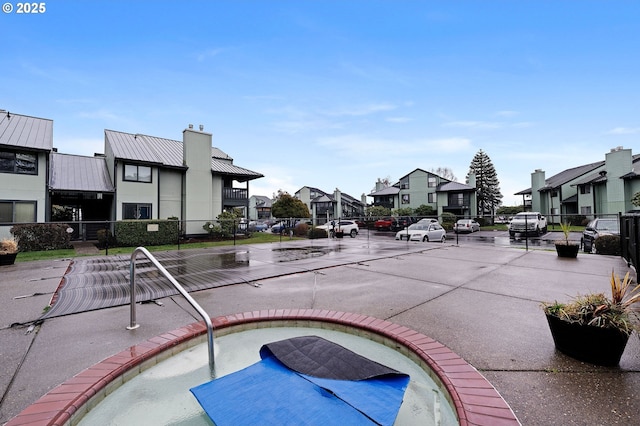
[[429, 167, 457, 182]]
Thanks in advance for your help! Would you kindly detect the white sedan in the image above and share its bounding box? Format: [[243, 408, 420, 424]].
[[395, 222, 447, 242], [316, 220, 359, 238]]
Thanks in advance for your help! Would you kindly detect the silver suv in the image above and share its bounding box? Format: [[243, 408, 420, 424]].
[[582, 218, 619, 253]]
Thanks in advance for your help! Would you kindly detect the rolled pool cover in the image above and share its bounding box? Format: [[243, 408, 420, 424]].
[[190, 335, 410, 426]]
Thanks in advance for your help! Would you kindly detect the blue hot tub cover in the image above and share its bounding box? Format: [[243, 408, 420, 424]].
[[190, 335, 410, 425]]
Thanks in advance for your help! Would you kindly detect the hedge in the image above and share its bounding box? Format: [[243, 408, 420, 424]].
[[11, 223, 73, 252], [594, 235, 621, 256], [115, 220, 180, 247]]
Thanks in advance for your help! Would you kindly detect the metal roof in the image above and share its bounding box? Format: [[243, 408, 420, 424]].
[[49, 153, 114, 192], [104, 129, 262, 180], [515, 160, 605, 195], [0, 111, 53, 151], [211, 158, 263, 181], [368, 186, 400, 196], [105, 130, 183, 167], [436, 181, 476, 192]]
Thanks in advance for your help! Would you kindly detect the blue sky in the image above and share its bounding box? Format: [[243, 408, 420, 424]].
[[3, 1, 639, 206]]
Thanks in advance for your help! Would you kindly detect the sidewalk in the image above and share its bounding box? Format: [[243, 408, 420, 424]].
[[1, 240, 639, 425]]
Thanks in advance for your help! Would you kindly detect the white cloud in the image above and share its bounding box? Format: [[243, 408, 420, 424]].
[[442, 120, 503, 129], [54, 138, 104, 157], [385, 116, 412, 123], [316, 134, 471, 158], [76, 109, 122, 121], [196, 48, 225, 62], [606, 127, 640, 135], [322, 103, 397, 117], [496, 110, 519, 117]]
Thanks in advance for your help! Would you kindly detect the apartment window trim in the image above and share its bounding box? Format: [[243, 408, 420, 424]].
[[0, 149, 38, 175], [123, 164, 152, 183], [401, 194, 410, 204], [428, 177, 437, 188], [122, 203, 152, 220], [0, 200, 37, 223]]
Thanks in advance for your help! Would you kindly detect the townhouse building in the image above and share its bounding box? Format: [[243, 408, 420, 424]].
[[0, 111, 263, 239], [368, 168, 478, 218], [515, 146, 640, 220]]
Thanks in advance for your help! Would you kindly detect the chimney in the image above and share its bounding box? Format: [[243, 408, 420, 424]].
[[199, 124, 204, 131]]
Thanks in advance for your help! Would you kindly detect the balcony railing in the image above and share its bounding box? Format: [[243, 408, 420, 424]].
[[223, 187, 248, 200]]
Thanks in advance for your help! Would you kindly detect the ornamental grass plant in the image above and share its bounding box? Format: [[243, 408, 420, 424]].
[[542, 271, 640, 335], [0, 238, 18, 254]]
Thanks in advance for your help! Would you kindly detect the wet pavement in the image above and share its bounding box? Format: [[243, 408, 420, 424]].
[[1, 236, 639, 425]]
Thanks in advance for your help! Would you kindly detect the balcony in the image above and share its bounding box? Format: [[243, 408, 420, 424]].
[[223, 187, 248, 200]]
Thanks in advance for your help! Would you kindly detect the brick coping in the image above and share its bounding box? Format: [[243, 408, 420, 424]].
[[6, 310, 520, 426]]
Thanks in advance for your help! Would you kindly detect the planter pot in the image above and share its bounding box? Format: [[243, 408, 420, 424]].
[[0, 252, 17, 266], [545, 313, 629, 366], [555, 243, 579, 258]]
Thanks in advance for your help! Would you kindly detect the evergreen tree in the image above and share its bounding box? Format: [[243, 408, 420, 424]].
[[466, 149, 503, 216]]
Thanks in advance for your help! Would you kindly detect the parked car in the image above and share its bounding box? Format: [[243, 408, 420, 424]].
[[390, 216, 417, 232], [374, 217, 393, 231], [270, 221, 289, 233], [454, 219, 480, 233], [395, 222, 447, 242], [417, 218, 439, 224], [316, 220, 359, 238], [249, 221, 269, 232], [582, 217, 620, 253]]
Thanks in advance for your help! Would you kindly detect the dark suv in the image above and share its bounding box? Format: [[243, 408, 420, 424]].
[[390, 216, 416, 232], [582, 218, 619, 253]]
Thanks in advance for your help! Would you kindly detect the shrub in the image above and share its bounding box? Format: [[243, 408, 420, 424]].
[[96, 229, 117, 249], [595, 235, 621, 256], [294, 222, 309, 236], [475, 217, 488, 226], [203, 221, 224, 238], [115, 220, 180, 247], [565, 215, 587, 226], [308, 228, 328, 239], [10, 223, 73, 252], [440, 212, 457, 230], [10, 223, 71, 252]]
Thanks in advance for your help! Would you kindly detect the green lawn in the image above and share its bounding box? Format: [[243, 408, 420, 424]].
[[15, 232, 298, 262]]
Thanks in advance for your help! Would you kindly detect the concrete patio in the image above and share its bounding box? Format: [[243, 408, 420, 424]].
[[1, 238, 639, 425]]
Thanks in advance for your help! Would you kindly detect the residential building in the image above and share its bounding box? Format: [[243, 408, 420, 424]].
[[294, 186, 366, 224], [248, 195, 273, 221], [0, 110, 263, 239], [515, 146, 640, 220], [0, 111, 52, 239], [368, 168, 478, 217]]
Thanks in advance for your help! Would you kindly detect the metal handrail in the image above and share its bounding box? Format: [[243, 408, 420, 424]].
[[127, 247, 215, 377]]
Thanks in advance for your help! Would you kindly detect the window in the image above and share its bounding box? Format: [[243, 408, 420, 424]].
[[401, 194, 410, 204], [124, 164, 152, 183], [428, 177, 437, 188], [400, 177, 409, 189], [0, 150, 37, 175], [428, 193, 436, 203], [123, 203, 152, 219], [448, 193, 465, 206], [0, 201, 36, 223], [581, 206, 592, 215], [580, 186, 591, 194]]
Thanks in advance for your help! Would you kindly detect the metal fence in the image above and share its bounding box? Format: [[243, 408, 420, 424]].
[[621, 213, 640, 269]]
